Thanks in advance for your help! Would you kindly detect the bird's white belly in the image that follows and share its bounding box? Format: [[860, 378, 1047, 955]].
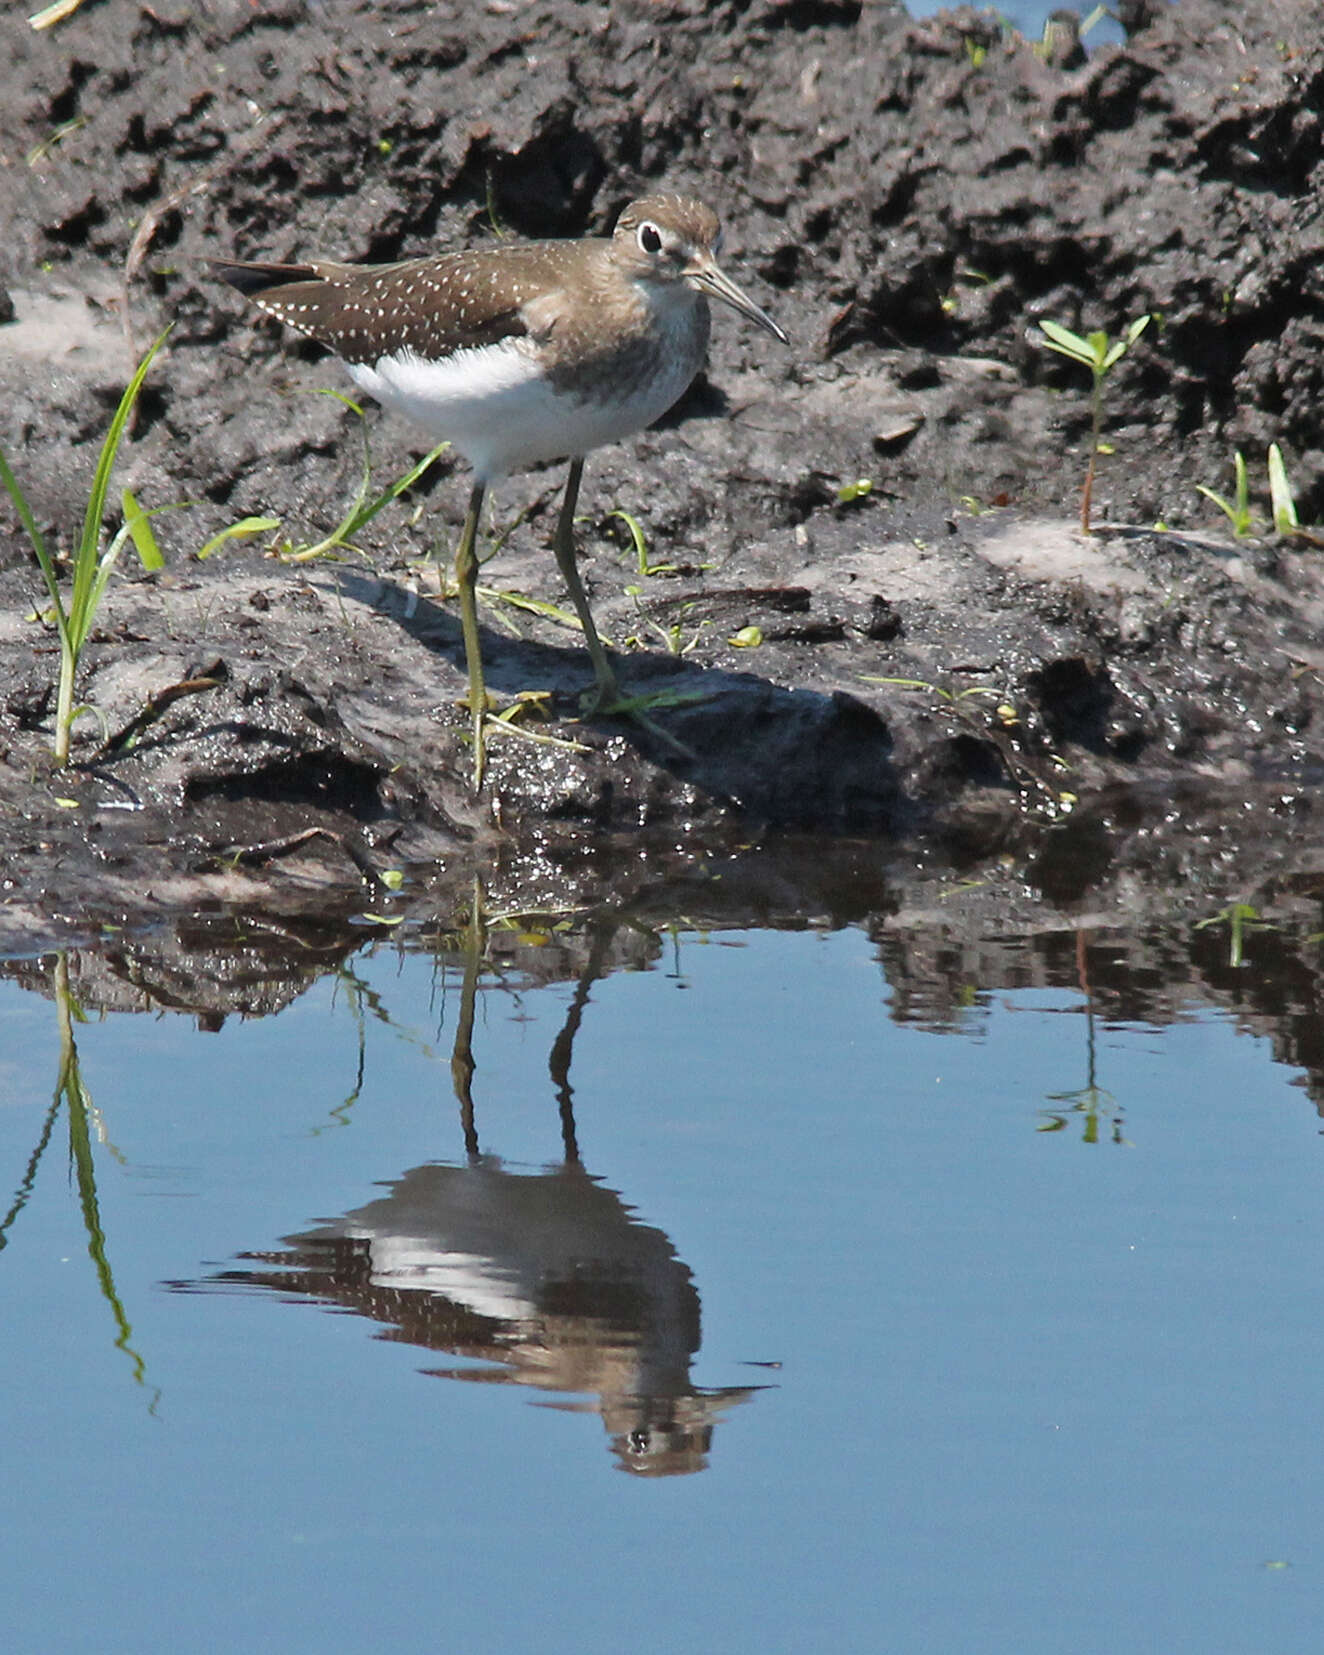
[[346, 335, 698, 483]]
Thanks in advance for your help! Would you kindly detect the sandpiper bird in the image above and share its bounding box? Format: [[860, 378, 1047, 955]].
[[213, 194, 788, 788]]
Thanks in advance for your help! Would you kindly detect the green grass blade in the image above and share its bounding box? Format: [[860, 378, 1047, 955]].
[[1195, 484, 1236, 523], [1233, 450, 1249, 520], [120, 488, 165, 571], [341, 440, 448, 539], [29, 0, 86, 28], [196, 516, 282, 560], [1268, 443, 1299, 532], [308, 388, 367, 419], [0, 445, 69, 638], [69, 328, 170, 651], [87, 523, 132, 620], [608, 508, 650, 576]]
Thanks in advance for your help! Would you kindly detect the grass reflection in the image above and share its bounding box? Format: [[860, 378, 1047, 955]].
[[0, 955, 158, 1407], [1039, 931, 1125, 1144]]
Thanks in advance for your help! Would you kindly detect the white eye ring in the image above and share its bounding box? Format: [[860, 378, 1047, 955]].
[[637, 221, 663, 255]]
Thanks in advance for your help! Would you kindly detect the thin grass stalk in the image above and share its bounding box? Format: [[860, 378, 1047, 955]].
[[1081, 372, 1102, 535]]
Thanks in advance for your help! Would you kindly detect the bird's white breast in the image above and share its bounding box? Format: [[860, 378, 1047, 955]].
[[345, 289, 706, 483]]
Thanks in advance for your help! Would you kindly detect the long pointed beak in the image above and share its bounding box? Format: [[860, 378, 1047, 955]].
[[687, 259, 789, 345]]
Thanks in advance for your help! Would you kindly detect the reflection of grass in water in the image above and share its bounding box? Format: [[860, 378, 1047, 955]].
[[313, 959, 448, 1134], [0, 956, 158, 1407], [1039, 1000, 1124, 1146]]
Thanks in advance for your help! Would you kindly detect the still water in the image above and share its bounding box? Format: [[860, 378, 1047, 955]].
[[2, 885, 1322, 1654]]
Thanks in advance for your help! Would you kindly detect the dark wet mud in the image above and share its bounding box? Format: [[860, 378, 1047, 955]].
[[2, 0, 1324, 952]]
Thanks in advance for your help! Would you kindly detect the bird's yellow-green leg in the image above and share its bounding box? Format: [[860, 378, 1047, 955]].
[[454, 480, 489, 790], [549, 459, 697, 761], [551, 458, 622, 714]]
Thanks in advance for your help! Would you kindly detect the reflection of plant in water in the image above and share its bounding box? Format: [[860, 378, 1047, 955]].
[[0, 956, 158, 1404], [1038, 933, 1125, 1145], [314, 959, 444, 1133], [1040, 1044, 1122, 1144], [1194, 902, 1277, 969]]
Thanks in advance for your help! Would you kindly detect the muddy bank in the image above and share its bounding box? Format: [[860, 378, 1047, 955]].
[[7, 824, 1324, 1124], [2, 0, 1324, 943]]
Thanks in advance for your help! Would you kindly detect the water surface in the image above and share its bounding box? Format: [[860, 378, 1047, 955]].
[[2, 891, 1322, 1653]]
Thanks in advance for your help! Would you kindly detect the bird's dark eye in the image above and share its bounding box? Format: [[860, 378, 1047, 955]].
[[638, 222, 663, 255]]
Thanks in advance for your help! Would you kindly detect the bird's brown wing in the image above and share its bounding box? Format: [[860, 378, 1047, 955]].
[[211, 246, 572, 365]]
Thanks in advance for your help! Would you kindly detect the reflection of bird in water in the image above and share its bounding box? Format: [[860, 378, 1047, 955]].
[[193, 899, 762, 1476], [222, 1158, 755, 1476]]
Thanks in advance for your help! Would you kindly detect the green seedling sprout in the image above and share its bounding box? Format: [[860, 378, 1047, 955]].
[[196, 396, 446, 563], [1196, 451, 1254, 537], [278, 393, 448, 562], [1197, 446, 1315, 541], [1267, 443, 1299, 534], [1038, 314, 1150, 535], [861, 675, 1004, 708], [0, 329, 170, 765]]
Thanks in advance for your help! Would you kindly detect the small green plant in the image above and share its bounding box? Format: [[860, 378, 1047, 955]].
[[1196, 451, 1254, 537], [608, 508, 680, 577], [1196, 445, 1315, 540], [864, 675, 1004, 709], [251, 392, 447, 563], [622, 592, 709, 658], [0, 330, 170, 765], [1038, 314, 1150, 535], [656, 612, 708, 657], [195, 515, 283, 560]]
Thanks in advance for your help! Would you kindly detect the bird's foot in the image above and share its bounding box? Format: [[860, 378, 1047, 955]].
[[472, 690, 594, 763], [483, 689, 556, 725]]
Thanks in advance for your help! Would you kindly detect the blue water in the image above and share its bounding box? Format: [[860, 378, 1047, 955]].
[[908, 0, 1129, 48], [2, 919, 1322, 1653]]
